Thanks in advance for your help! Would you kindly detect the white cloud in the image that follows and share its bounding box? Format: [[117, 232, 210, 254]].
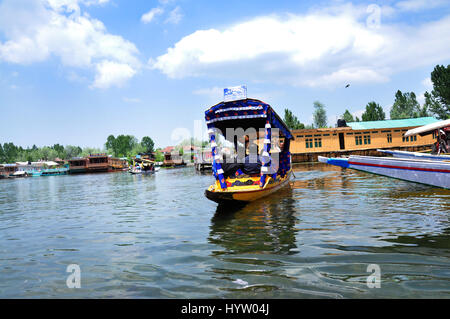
[[421, 77, 433, 90], [92, 61, 136, 89], [165, 6, 183, 24], [417, 77, 434, 104], [0, 0, 140, 89], [141, 7, 164, 24], [151, 4, 450, 88]]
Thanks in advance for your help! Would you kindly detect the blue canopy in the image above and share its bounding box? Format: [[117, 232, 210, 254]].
[[205, 98, 294, 140]]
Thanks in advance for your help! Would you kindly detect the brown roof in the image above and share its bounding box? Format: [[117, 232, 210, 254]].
[[161, 146, 175, 153]]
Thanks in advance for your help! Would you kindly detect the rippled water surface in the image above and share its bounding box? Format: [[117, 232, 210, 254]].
[[0, 164, 449, 298]]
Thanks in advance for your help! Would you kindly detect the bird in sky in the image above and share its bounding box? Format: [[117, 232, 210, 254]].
[[345, 84, 350, 88]]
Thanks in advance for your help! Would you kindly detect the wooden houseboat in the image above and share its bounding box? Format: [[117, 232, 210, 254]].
[[86, 153, 109, 173], [68, 157, 88, 174], [108, 157, 129, 172], [290, 117, 438, 162], [161, 146, 186, 167]]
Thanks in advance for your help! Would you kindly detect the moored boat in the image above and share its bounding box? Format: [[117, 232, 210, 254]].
[[204, 91, 294, 204], [318, 155, 450, 189], [377, 149, 450, 161], [404, 118, 450, 154], [69, 157, 88, 174]]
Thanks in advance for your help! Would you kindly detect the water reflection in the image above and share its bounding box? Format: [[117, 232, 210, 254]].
[[209, 188, 299, 257]]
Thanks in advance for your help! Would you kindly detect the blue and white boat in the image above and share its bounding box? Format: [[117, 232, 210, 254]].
[[318, 155, 450, 189], [377, 149, 450, 161]]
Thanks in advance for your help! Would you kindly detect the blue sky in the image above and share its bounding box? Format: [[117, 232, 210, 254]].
[[1, 0, 450, 149]]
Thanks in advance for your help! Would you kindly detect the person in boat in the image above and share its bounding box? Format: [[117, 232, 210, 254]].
[[435, 129, 450, 154], [221, 135, 262, 177]]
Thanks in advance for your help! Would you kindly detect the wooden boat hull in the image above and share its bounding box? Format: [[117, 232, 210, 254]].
[[205, 171, 292, 204], [319, 155, 450, 189], [129, 170, 154, 175]]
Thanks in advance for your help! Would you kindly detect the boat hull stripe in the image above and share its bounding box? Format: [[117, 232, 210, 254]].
[[348, 161, 450, 173]]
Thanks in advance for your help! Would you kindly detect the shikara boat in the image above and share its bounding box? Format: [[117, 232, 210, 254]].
[[318, 155, 450, 189], [204, 97, 294, 204], [129, 159, 156, 175]]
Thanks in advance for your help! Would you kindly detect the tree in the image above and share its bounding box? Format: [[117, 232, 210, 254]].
[[105, 135, 117, 155], [342, 110, 354, 122], [313, 101, 327, 128], [0, 144, 4, 163], [141, 136, 154, 153], [65, 145, 82, 159], [425, 64, 450, 119], [283, 109, 305, 130], [390, 90, 420, 119], [154, 150, 164, 162], [362, 102, 385, 121]]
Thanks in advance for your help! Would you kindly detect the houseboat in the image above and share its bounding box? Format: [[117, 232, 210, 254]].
[[108, 157, 129, 172], [68, 157, 88, 174], [290, 117, 438, 162], [162, 146, 186, 167], [86, 153, 109, 173], [194, 149, 212, 171]]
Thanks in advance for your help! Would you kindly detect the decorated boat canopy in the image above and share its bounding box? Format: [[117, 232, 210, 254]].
[[204, 98, 294, 140], [205, 98, 293, 190]]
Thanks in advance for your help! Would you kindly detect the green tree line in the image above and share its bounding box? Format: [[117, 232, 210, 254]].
[[1, 135, 157, 164], [283, 64, 450, 129]]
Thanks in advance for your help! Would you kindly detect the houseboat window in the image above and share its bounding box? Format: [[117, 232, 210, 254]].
[[432, 131, 437, 139], [364, 135, 371, 145], [412, 135, 417, 141], [296, 135, 304, 138], [314, 138, 322, 148], [381, 130, 391, 133], [402, 136, 410, 142], [323, 134, 330, 136], [372, 131, 378, 134], [394, 129, 400, 132], [387, 133, 392, 143], [355, 136, 362, 145], [305, 138, 313, 148], [346, 133, 354, 135]]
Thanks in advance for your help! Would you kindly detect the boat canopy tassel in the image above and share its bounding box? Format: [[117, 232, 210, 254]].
[[260, 120, 272, 188], [209, 128, 227, 190]]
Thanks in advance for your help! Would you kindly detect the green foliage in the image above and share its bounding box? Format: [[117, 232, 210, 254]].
[[0, 142, 97, 163], [104, 134, 138, 157], [283, 109, 305, 130], [64, 145, 82, 159], [154, 150, 165, 162], [313, 101, 327, 128], [390, 90, 420, 119], [425, 64, 450, 119], [141, 136, 155, 153], [342, 110, 354, 122], [362, 102, 385, 121]]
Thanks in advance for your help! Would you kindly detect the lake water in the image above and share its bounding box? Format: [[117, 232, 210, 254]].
[[0, 163, 449, 298]]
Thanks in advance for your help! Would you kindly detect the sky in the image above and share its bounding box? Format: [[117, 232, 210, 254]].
[[1, 0, 450, 149]]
